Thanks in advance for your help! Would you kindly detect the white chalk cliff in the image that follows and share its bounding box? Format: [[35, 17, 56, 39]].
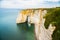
[[16, 9, 56, 40]]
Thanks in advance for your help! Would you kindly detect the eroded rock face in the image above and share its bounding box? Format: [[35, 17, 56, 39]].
[[16, 10, 28, 23], [16, 9, 56, 40], [16, 9, 33, 23]]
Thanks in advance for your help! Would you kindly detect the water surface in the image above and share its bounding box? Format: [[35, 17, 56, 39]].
[[0, 8, 35, 40]]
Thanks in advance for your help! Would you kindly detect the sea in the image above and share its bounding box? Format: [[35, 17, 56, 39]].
[[0, 8, 35, 40]]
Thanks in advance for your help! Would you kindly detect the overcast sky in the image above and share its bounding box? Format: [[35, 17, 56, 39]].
[[0, 0, 60, 9]]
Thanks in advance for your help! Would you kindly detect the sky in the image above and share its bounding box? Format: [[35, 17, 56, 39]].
[[0, 0, 60, 9]]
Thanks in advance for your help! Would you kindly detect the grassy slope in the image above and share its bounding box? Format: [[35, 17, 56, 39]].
[[44, 7, 60, 40]]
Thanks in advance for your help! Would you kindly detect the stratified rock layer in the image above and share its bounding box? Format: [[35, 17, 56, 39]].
[[16, 9, 56, 40]]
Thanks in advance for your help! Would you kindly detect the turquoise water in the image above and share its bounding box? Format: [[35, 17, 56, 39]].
[[0, 8, 35, 40]]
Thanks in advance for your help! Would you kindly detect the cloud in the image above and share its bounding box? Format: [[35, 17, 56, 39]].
[[47, 0, 60, 2], [0, 0, 60, 9]]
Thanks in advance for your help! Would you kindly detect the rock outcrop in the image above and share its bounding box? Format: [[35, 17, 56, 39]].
[[16, 9, 56, 40]]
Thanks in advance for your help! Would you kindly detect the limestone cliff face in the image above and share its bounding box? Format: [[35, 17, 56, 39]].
[[16, 10, 28, 23], [16, 9, 33, 23], [16, 9, 56, 40], [16, 9, 42, 24]]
